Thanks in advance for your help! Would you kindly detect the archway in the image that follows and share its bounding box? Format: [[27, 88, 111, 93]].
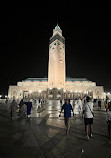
[[12, 90, 17, 99]]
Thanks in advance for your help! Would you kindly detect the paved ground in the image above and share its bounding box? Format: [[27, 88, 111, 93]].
[[0, 99, 111, 158]]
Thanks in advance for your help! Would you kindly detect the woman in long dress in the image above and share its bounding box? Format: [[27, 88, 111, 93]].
[[10, 99, 18, 119]]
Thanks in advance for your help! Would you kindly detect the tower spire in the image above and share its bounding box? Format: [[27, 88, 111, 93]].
[[55, 23, 60, 29]]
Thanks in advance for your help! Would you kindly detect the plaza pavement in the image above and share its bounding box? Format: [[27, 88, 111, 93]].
[[0, 99, 111, 158]]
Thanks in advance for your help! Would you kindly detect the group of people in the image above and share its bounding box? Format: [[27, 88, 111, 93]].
[[60, 97, 111, 140], [9, 98, 47, 120], [7, 96, 111, 139], [9, 98, 33, 119]]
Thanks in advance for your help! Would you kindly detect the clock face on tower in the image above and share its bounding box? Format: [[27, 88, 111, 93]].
[[58, 43, 64, 52]]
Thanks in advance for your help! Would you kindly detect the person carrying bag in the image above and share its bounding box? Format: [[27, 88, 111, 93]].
[[83, 96, 94, 140]]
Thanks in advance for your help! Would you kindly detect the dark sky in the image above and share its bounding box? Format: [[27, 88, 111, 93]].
[[0, 1, 111, 94]]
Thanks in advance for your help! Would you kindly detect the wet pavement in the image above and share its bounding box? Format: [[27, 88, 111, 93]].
[[0, 99, 111, 158]]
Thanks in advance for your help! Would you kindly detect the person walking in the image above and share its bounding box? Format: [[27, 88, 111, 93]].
[[59, 99, 73, 136], [78, 98, 83, 114], [98, 99, 101, 110], [83, 96, 94, 140], [106, 101, 111, 138]]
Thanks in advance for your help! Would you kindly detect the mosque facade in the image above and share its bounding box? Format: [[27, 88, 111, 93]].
[[8, 25, 104, 100]]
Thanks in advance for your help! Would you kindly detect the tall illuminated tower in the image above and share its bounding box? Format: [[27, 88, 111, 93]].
[[48, 24, 65, 89]]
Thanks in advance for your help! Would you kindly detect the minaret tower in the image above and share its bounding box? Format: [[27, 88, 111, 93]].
[[48, 24, 65, 89]]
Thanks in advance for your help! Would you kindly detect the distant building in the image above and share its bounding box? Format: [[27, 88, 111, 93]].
[[8, 25, 104, 100]]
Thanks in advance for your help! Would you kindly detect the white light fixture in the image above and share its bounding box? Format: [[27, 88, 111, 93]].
[[107, 92, 110, 95]]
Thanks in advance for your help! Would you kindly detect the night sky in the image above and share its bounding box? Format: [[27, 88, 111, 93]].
[[0, 1, 111, 95]]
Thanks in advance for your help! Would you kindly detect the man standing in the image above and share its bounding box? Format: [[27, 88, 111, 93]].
[[60, 99, 73, 136], [83, 96, 94, 140]]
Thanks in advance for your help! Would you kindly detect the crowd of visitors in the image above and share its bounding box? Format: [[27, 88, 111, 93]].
[[2, 96, 111, 139]]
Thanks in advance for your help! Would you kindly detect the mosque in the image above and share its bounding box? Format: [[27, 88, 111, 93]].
[[8, 25, 104, 100]]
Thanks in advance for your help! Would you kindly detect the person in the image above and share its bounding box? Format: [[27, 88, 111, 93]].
[[9, 99, 18, 119], [74, 99, 80, 115], [59, 99, 73, 136], [78, 98, 83, 114], [19, 99, 24, 108], [39, 98, 40, 104], [72, 99, 75, 108], [60, 99, 62, 104], [40, 99, 43, 104], [98, 99, 101, 110], [5, 98, 8, 104], [25, 100, 32, 118], [83, 96, 94, 140], [19, 99, 27, 118], [106, 102, 111, 138]]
